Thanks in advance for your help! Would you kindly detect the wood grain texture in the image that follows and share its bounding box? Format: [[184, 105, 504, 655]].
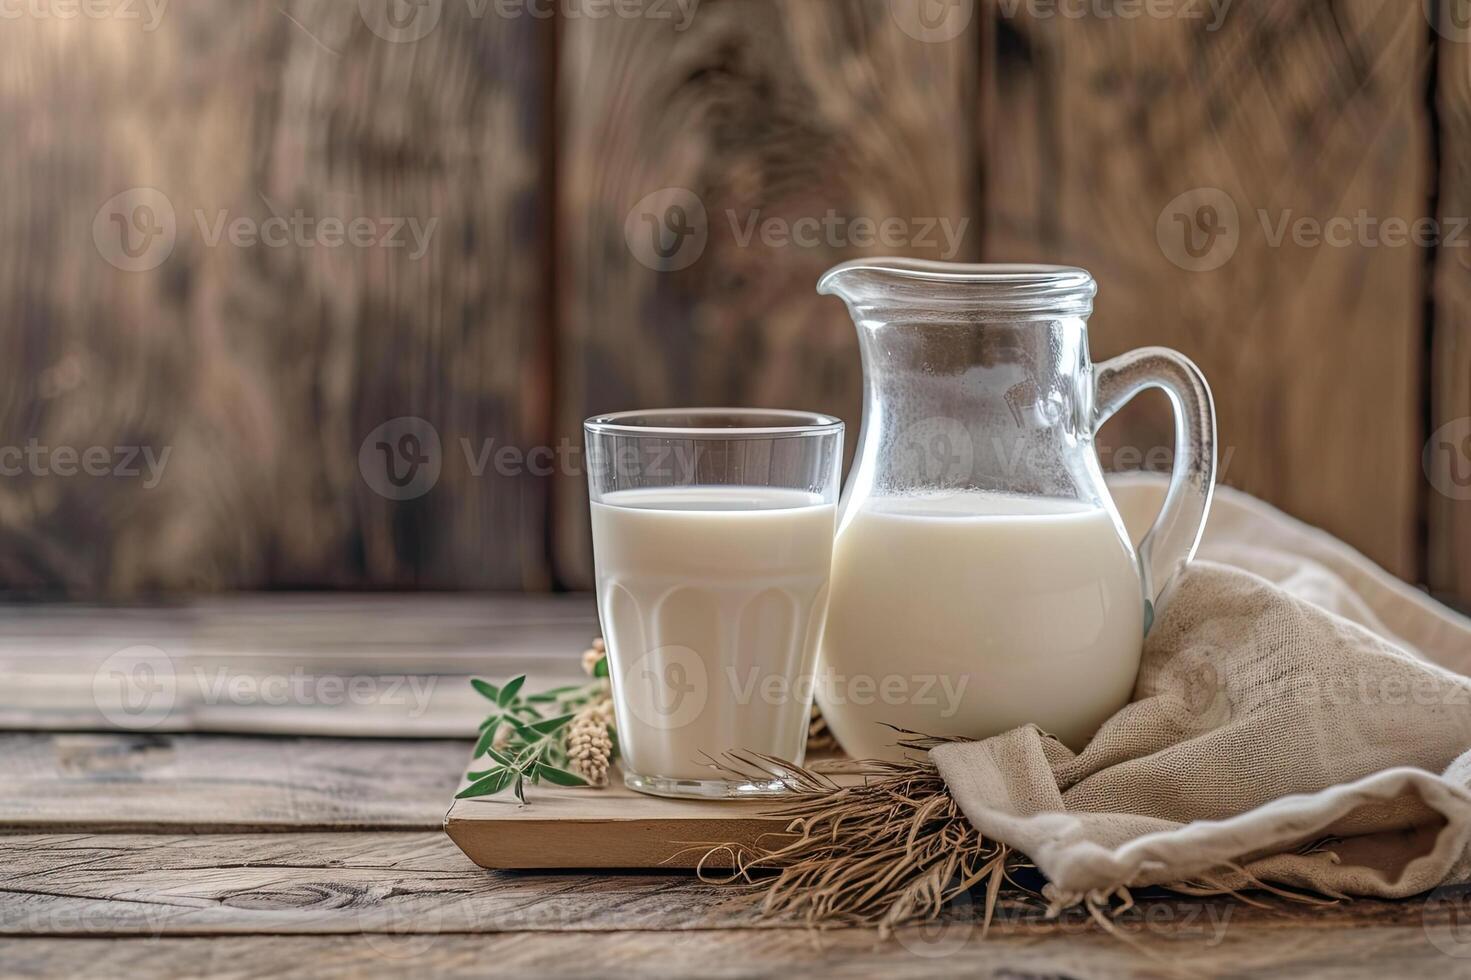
[[1430, 17, 1471, 608], [0, 594, 594, 734], [4, 726, 1469, 977], [0, 0, 552, 594], [984, 0, 1430, 581], [553, 0, 979, 586], [0, 833, 752, 937], [5, 914, 1471, 979], [3, 831, 1468, 944], [446, 762, 799, 869], [0, 733, 469, 830]]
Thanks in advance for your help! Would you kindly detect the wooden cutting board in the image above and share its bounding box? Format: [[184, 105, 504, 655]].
[[443, 763, 800, 870]]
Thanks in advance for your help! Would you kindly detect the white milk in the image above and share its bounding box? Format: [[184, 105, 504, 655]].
[[818, 491, 1144, 760], [591, 487, 836, 781]]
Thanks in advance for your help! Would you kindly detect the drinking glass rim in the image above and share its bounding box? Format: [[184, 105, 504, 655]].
[[584, 408, 843, 438]]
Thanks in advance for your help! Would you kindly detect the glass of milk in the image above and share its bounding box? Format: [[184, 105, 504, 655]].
[[584, 409, 843, 799]]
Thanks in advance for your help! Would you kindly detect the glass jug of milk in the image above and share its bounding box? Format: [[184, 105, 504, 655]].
[[816, 259, 1217, 760]]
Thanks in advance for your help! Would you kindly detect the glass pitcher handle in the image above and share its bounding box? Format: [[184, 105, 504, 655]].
[[1092, 347, 1217, 629]]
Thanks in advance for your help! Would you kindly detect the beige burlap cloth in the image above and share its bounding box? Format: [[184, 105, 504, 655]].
[[932, 476, 1471, 903]]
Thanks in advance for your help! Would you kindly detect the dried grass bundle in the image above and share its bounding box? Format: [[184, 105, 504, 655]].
[[695, 730, 1017, 935], [693, 729, 1338, 944]]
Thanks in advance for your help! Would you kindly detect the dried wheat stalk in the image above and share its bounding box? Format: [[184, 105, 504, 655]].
[[693, 730, 1338, 940], [693, 730, 1019, 935]]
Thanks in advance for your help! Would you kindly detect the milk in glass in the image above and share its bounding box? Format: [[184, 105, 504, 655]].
[[592, 487, 836, 780]]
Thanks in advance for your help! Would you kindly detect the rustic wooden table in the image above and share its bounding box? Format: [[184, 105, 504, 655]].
[[2, 596, 1469, 978]]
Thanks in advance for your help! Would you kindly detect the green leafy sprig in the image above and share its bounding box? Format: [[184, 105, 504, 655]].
[[458, 671, 608, 803]]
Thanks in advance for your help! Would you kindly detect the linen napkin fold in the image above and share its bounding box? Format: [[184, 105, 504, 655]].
[[932, 559, 1471, 903]]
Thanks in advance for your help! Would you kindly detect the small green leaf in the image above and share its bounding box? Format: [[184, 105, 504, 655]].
[[593, 657, 609, 678], [513, 773, 527, 803], [472, 720, 502, 758], [456, 768, 515, 799], [536, 763, 588, 787], [471, 678, 501, 702], [497, 675, 526, 707], [523, 712, 576, 736]]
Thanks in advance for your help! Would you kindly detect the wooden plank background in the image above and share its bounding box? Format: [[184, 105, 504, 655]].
[[1431, 7, 1471, 608], [4, 926, 1467, 980], [0, 594, 596, 735], [986, 0, 1428, 583], [0, 0, 553, 593], [3, 734, 1471, 977], [0, 0, 1466, 606]]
